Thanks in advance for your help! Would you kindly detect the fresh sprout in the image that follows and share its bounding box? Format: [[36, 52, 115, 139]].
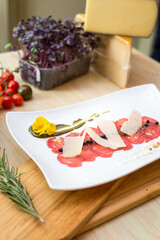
[[8, 16, 99, 68]]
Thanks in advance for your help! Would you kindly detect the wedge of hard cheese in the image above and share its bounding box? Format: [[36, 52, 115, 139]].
[[75, 14, 132, 88], [84, 0, 158, 37], [94, 35, 132, 88]]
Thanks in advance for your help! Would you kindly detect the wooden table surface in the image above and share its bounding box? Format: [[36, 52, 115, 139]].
[[1, 50, 160, 240]]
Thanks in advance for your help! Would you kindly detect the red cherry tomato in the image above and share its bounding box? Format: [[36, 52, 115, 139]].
[[0, 96, 2, 106], [2, 95, 13, 109], [8, 80, 19, 92], [2, 88, 15, 96], [0, 78, 5, 91], [1, 71, 14, 82], [12, 94, 24, 106], [0, 85, 2, 92]]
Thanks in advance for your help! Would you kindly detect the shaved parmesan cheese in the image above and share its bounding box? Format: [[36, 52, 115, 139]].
[[96, 119, 126, 148], [120, 110, 142, 136], [63, 132, 85, 157], [85, 127, 122, 149]]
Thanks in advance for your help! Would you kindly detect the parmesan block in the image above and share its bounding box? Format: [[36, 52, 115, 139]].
[[121, 110, 142, 136], [93, 36, 132, 88], [84, 0, 158, 37], [63, 133, 85, 158], [96, 119, 126, 148], [75, 14, 132, 88], [75, 14, 132, 65], [97, 35, 132, 67]]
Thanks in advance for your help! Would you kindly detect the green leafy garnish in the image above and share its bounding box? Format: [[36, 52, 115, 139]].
[[4, 43, 12, 49], [0, 149, 45, 223]]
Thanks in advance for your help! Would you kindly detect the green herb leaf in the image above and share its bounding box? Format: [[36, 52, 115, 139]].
[[0, 149, 45, 224], [4, 43, 12, 49]]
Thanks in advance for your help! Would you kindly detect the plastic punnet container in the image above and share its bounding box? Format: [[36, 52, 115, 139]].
[[19, 55, 91, 90]]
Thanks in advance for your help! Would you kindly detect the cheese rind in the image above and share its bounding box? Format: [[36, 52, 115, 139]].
[[84, 0, 158, 37], [120, 110, 142, 136]]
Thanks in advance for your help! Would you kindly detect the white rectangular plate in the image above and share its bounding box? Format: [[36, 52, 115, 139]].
[[6, 84, 160, 190]]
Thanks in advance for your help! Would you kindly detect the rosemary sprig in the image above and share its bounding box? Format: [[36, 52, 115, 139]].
[[0, 149, 45, 223]]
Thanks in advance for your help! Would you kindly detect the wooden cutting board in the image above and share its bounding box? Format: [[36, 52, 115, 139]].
[[1, 158, 160, 240], [0, 159, 125, 240], [81, 158, 160, 235]]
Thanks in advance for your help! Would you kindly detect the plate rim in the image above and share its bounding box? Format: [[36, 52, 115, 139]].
[[6, 83, 160, 190]]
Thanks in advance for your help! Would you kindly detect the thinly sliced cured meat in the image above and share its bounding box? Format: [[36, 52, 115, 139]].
[[47, 137, 64, 153], [114, 118, 127, 131], [142, 116, 158, 124], [47, 115, 160, 168], [117, 135, 133, 151], [127, 131, 145, 144], [92, 144, 114, 158], [129, 117, 160, 144], [80, 145, 97, 162], [66, 132, 81, 137], [57, 155, 83, 167]]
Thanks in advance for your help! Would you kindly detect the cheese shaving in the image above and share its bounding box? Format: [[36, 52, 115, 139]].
[[120, 110, 142, 136], [63, 132, 85, 157], [96, 119, 126, 148], [85, 127, 121, 149]]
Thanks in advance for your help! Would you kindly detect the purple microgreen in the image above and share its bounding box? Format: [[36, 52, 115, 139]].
[[11, 16, 99, 68]]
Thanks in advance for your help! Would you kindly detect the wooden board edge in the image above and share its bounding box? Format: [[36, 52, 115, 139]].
[[78, 179, 160, 236]]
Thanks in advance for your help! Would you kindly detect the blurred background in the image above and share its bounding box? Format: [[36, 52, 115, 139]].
[[0, 0, 157, 57]]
